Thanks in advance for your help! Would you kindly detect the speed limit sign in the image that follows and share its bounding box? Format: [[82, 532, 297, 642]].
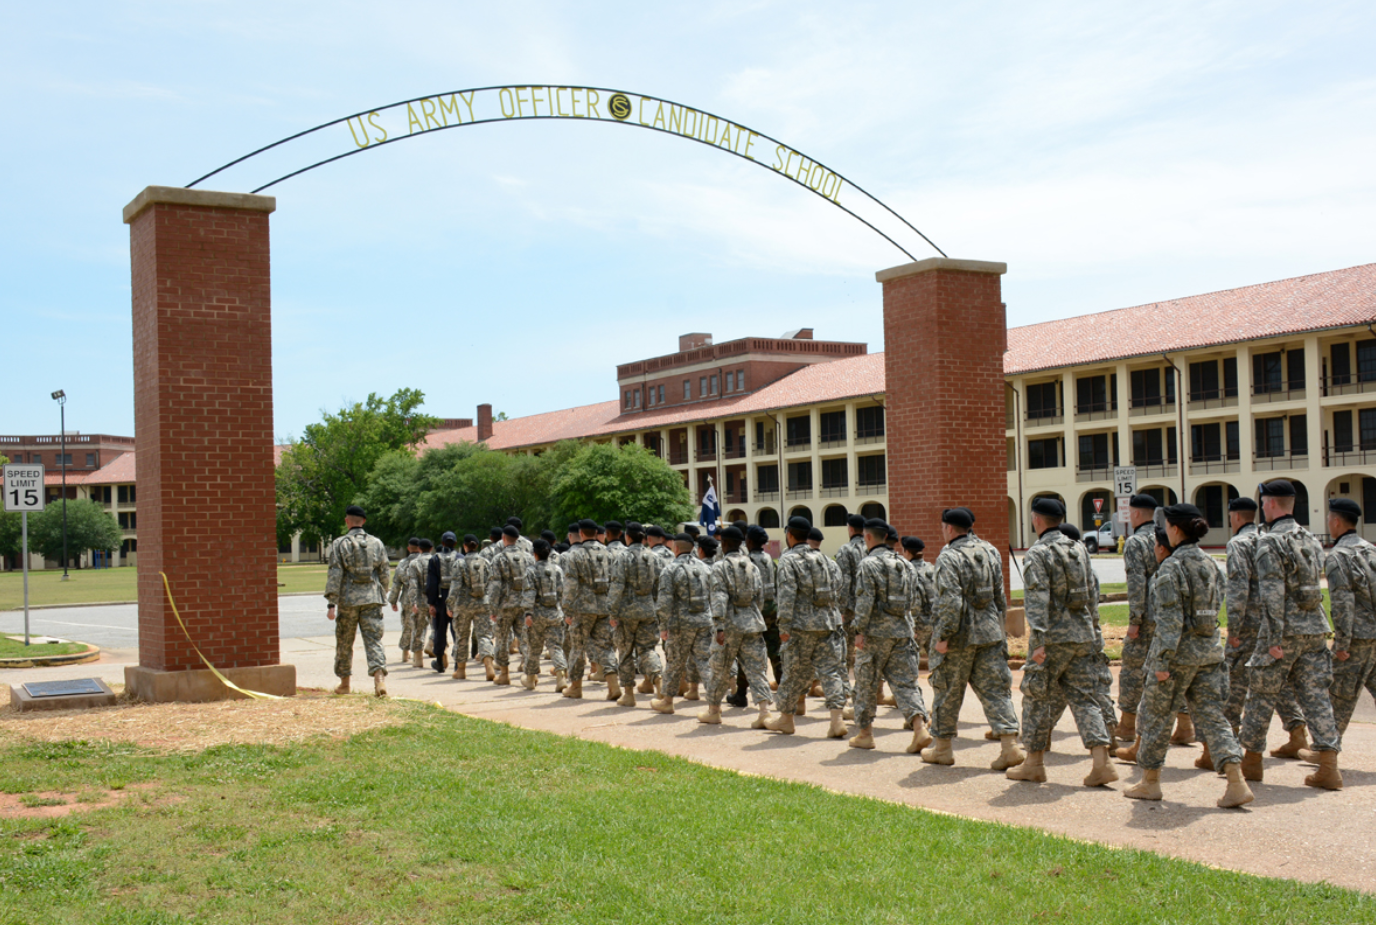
[[3, 464, 46, 512]]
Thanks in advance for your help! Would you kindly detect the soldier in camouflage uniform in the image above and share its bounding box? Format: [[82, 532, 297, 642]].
[[647, 525, 676, 563], [487, 525, 534, 687], [920, 508, 1019, 768], [448, 535, 496, 680], [764, 517, 848, 735], [1223, 497, 1308, 762], [747, 526, 783, 687], [699, 527, 773, 726], [560, 520, 620, 700], [1240, 480, 1343, 790], [849, 519, 930, 752], [608, 522, 665, 706], [900, 537, 936, 661], [835, 513, 867, 693], [1119, 503, 1254, 807], [406, 540, 436, 669], [1007, 497, 1117, 787], [1042, 524, 1119, 749], [1316, 499, 1376, 742], [650, 533, 716, 715], [521, 539, 568, 691], [325, 505, 390, 697], [389, 538, 420, 662], [506, 517, 534, 556]]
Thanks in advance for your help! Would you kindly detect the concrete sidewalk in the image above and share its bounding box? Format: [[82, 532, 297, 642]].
[[4, 635, 1373, 893]]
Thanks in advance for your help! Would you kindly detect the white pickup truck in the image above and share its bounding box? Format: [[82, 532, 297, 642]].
[[1082, 523, 1116, 554]]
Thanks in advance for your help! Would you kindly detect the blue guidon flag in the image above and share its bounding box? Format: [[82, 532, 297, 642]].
[[700, 483, 721, 535]]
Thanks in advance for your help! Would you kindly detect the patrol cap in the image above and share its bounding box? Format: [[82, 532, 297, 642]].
[[502, 525, 520, 538], [808, 527, 824, 542], [1329, 498, 1362, 522], [605, 520, 623, 532], [646, 525, 667, 539], [462, 534, 478, 545], [684, 524, 701, 536], [418, 538, 433, 550], [846, 513, 866, 530], [441, 531, 456, 543], [673, 532, 695, 545], [1259, 479, 1296, 498], [1228, 497, 1258, 513], [578, 518, 598, 532], [941, 507, 974, 529], [697, 536, 719, 553], [902, 536, 925, 552], [721, 526, 744, 541], [407, 536, 421, 547], [345, 504, 366, 518], [540, 530, 557, 543], [507, 516, 523, 528], [1031, 497, 1066, 518], [1058, 523, 1082, 541], [1129, 493, 1159, 510], [1162, 502, 1205, 524], [787, 516, 811, 531]]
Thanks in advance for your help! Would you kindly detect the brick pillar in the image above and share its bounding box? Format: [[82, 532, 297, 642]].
[[477, 403, 493, 442], [123, 186, 295, 702], [879, 258, 1011, 595]]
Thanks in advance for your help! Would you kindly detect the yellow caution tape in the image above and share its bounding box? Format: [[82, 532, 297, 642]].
[[160, 571, 284, 701]]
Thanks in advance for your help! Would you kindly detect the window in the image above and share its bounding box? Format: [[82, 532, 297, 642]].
[[657, 385, 664, 404], [1196, 485, 1236, 528], [1133, 429, 1164, 465], [699, 377, 707, 398], [821, 458, 848, 489], [698, 427, 716, 455], [709, 375, 718, 395], [1253, 352, 1283, 394], [1191, 423, 1222, 461], [1361, 408, 1376, 450], [855, 406, 885, 438], [1359, 341, 1376, 382], [1335, 410, 1354, 452], [757, 465, 779, 494], [624, 391, 632, 408], [1078, 433, 1111, 470], [121, 539, 137, 555], [1028, 437, 1060, 470], [1075, 374, 1114, 414], [787, 461, 812, 491], [857, 454, 886, 486], [1290, 414, 1308, 455], [1255, 418, 1285, 457], [85, 453, 96, 467], [723, 374, 732, 393], [824, 506, 849, 527], [1189, 361, 1220, 400], [117, 512, 137, 530], [1130, 369, 1162, 408], [56, 453, 72, 466], [819, 410, 846, 444], [117, 485, 136, 504], [91, 486, 111, 505], [1165, 366, 1176, 404], [1226, 420, 1239, 460], [1287, 350, 1305, 391], [1332, 343, 1351, 386], [757, 508, 780, 529], [786, 415, 811, 447], [735, 371, 744, 391], [635, 390, 641, 408], [1222, 357, 1238, 396], [683, 380, 691, 400], [1026, 382, 1059, 419]]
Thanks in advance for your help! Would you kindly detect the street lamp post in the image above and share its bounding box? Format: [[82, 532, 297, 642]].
[[51, 390, 68, 581]]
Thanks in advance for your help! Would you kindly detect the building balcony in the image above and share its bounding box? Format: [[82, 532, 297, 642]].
[[1025, 409, 1064, 427], [1129, 399, 1176, 418], [668, 450, 690, 466], [1075, 465, 1114, 483], [817, 438, 847, 451], [1074, 403, 1119, 423], [1188, 389, 1239, 411], [1253, 451, 1308, 472], [856, 481, 887, 496], [1321, 375, 1376, 398], [722, 490, 748, 504], [1326, 447, 1376, 467], [753, 440, 777, 456], [755, 491, 780, 504], [784, 439, 812, 453], [695, 449, 717, 463], [854, 430, 885, 446], [1189, 456, 1241, 476], [723, 445, 747, 460], [819, 486, 848, 498], [1133, 461, 1178, 479], [786, 488, 813, 500], [1251, 384, 1306, 404]]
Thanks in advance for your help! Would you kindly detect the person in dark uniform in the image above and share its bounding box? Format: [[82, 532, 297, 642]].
[[427, 531, 459, 672]]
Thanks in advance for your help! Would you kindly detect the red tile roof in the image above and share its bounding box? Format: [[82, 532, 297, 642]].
[[1005, 262, 1376, 375], [42, 451, 135, 486]]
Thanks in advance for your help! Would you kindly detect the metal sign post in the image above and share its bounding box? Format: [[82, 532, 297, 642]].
[[1113, 465, 1138, 535], [4, 463, 46, 646]]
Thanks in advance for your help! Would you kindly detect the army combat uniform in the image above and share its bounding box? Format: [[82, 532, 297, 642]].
[[1119, 521, 1161, 718], [852, 545, 928, 731], [388, 550, 418, 655], [561, 540, 620, 689], [448, 552, 496, 667], [325, 526, 390, 681], [907, 556, 937, 662], [1225, 521, 1305, 733], [772, 546, 847, 716], [487, 543, 535, 680], [835, 533, 866, 682], [521, 559, 568, 687], [656, 551, 715, 701], [406, 548, 435, 662], [608, 541, 666, 693], [749, 545, 783, 682], [706, 550, 771, 706], [1326, 529, 1376, 733]]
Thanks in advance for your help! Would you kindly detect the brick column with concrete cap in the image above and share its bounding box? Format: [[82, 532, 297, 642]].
[[878, 257, 1012, 600], [123, 186, 295, 702]]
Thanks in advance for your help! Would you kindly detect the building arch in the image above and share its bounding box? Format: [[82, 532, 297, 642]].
[[757, 508, 780, 529], [1138, 485, 1178, 507], [1323, 473, 1376, 541], [859, 502, 886, 520], [1192, 481, 1240, 546], [823, 504, 849, 527], [725, 508, 748, 524], [1078, 489, 1112, 531], [789, 505, 815, 524]]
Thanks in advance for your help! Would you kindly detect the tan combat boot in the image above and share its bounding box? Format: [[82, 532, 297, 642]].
[[399, 649, 410, 664], [1114, 736, 1141, 764], [1084, 745, 1119, 787], [373, 670, 387, 698], [484, 656, 496, 682], [1113, 711, 1137, 742], [637, 677, 655, 694], [424, 642, 434, 657], [828, 709, 848, 739], [650, 694, 674, 714], [511, 638, 520, 655], [521, 674, 537, 690], [1006, 750, 1047, 782], [684, 682, 700, 701], [1270, 724, 1308, 759], [554, 670, 568, 693], [563, 679, 583, 699], [879, 682, 896, 707], [1124, 767, 1162, 801], [849, 726, 876, 749], [413, 650, 424, 669], [1295, 747, 1321, 764], [1219, 762, 1255, 808], [591, 661, 602, 677], [1240, 750, 1264, 782], [991, 735, 1026, 771], [984, 729, 1000, 741], [907, 715, 934, 754], [764, 711, 796, 734], [1170, 712, 1195, 745], [795, 694, 807, 716], [617, 687, 636, 708], [809, 680, 825, 698], [606, 675, 622, 702], [495, 666, 511, 686], [333, 677, 350, 695], [751, 703, 771, 729], [921, 738, 955, 766], [679, 678, 689, 696], [653, 675, 663, 698], [1303, 751, 1343, 790], [698, 704, 723, 725], [454, 659, 468, 679], [1194, 739, 1213, 771], [842, 704, 855, 721]]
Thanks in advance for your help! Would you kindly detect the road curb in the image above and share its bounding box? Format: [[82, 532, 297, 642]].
[[0, 644, 102, 669], [1, 590, 322, 615]]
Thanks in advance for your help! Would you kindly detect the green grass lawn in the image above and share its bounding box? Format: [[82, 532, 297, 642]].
[[0, 564, 331, 611], [0, 634, 88, 658], [0, 703, 1368, 925]]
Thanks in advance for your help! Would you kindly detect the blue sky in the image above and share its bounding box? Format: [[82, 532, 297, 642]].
[[4, 1, 1374, 440]]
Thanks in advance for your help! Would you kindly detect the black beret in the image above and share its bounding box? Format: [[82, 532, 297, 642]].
[[625, 521, 643, 533], [540, 530, 557, 542], [1162, 502, 1204, 524], [418, 538, 433, 550], [594, 524, 605, 533], [567, 522, 581, 534], [441, 531, 456, 543], [747, 525, 770, 542], [846, 513, 866, 529], [463, 534, 478, 545], [532, 538, 550, 554], [579, 519, 598, 532], [902, 536, 925, 552], [697, 536, 719, 552], [1228, 497, 1258, 513], [1058, 523, 1082, 541], [345, 504, 366, 518], [408, 536, 421, 546], [674, 532, 695, 544], [732, 520, 748, 531], [721, 526, 744, 541], [808, 527, 824, 542], [1129, 494, 1159, 510], [684, 524, 701, 536], [555, 542, 570, 553], [605, 520, 623, 532], [489, 526, 503, 538], [886, 526, 899, 541], [1031, 497, 1066, 518], [863, 517, 887, 532], [942, 507, 974, 529], [953, 506, 976, 525], [507, 516, 523, 528], [1259, 479, 1296, 498], [787, 516, 811, 531], [502, 525, 519, 538], [1330, 498, 1362, 521], [646, 525, 667, 538]]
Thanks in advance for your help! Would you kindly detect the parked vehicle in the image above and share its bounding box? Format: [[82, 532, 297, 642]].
[[1083, 523, 1116, 554]]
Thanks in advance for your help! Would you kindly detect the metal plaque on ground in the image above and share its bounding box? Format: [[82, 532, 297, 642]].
[[22, 679, 106, 698]]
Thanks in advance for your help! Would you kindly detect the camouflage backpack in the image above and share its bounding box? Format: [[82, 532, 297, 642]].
[[534, 565, 558, 608], [725, 555, 756, 608], [587, 546, 612, 595], [957, 541, 997, 611], [1048, 538, 1091, 612], [683, 563, 709, 613], [877, 555, 910, 617], [340, 532, 382, 581], [798, 548, 835, 608], [629, 548, 657, 596], [1275, 529, 1324, 612], [1177, 550, 1223, 636], [437, 549, 459, 590], [464, 556, 487, 599], [501, 547, 526, 591], [1346, 541, 1376, 615]]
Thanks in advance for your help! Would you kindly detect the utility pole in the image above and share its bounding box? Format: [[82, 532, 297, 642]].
[[52, 390, 69, 580]]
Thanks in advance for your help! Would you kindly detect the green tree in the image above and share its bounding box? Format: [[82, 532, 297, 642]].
[[27, 499, 123, 567], [549, 443, 693, 532], [276, 388, 438, 546]]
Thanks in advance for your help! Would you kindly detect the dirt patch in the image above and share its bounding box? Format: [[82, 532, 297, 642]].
[[0, 782, 160, 820], [0, 689, 408, 752], [1006, 623, 1127, 660]]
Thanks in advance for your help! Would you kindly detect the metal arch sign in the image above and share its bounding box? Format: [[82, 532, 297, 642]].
[[187, 85, 945, 262]]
